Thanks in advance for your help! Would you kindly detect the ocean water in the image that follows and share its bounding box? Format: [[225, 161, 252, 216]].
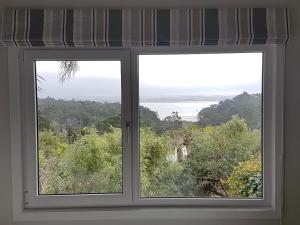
[[140, 101, 218, 122]]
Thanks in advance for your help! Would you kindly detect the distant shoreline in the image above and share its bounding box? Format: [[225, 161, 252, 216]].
[[140, 100, 219, 122], [140, 95, 233, 103], [38, 95, 233, 103], [140, 99, 221, 104]]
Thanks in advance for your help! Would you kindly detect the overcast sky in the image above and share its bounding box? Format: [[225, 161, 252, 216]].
[[36, 52, 262, 102]]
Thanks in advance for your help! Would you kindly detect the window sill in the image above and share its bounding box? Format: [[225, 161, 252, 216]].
[[14, 206, 281, 221]]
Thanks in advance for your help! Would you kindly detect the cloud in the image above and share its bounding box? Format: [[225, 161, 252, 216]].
[[36, 53, 262, 101]]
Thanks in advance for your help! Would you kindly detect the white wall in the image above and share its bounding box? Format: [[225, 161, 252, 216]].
[[0, 0, 299, 225]]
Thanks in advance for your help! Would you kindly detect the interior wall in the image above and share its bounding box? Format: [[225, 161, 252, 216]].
[[282, 1, 300, 224], [0, 0, 299, 225], [0, 48, 12, 225]]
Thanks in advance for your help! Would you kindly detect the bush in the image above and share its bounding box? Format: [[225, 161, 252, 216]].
[[40, 128, 122, 194], [223, 158, 262, 198], [178, 116, 261, 197]]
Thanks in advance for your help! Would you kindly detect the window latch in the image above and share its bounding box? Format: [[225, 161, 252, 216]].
[[24, 191, 28, 208], [126, 121, 130, 144]]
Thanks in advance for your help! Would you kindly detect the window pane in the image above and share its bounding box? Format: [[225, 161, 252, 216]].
[[35, 61, 122, 195], [139, 53, 263, 198]]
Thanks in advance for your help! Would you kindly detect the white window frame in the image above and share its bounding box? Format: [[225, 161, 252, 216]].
[[131, 46, 282, 208], [8, 44, 285, 221], [17, 49, 133, 208]]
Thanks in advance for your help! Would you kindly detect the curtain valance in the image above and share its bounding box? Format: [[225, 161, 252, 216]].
[[0, 8, 289, 47]]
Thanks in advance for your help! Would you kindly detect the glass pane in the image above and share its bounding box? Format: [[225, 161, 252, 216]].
[[139, 53, 263, 198], [35, 61, 122, 195]]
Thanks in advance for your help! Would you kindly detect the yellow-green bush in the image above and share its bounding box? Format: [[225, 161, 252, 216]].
[[223, 158, 262, 198]]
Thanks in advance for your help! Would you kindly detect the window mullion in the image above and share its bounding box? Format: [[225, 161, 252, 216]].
[[130, 50, 141, 203]]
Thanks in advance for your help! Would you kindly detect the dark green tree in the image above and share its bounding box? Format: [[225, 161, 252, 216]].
[[198, 92, 261, 130]]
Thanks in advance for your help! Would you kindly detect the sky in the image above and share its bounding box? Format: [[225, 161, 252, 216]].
[[36, 52, 262, 102], [36, 61, 122, 101]]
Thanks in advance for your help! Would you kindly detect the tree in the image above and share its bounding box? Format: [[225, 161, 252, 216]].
[[140, 127, 184, 197], [36, 61, 79, 92], [40, 128, 122, 194], [96, 115, 121, 134], [38, 130, 68, 193], [177, 116, 261, 197], [198, 92, 261, 130], [58, 61, 79, 83], [38, 98, 122, 130], [37, 96, 262, 198], [37, 110, 50, 131], [139, 105, 160, 130], [156, 111, 183, 133], [63, 128, 122, 193]]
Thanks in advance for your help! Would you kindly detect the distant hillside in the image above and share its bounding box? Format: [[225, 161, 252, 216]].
[[38, 97, 160, 129], [198, 92, 261, 129]]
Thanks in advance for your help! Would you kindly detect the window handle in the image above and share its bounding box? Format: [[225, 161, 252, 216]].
[[126, 121, 130, 145]]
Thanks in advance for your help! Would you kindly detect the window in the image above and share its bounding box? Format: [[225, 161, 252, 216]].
[[138, 53, 263, 199], [10, 46, 283, 218], [22, 50, 132, 207], [36, 61, 123, 195]]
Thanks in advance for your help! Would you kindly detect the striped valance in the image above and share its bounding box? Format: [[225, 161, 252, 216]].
[[0, 8, 289, 47]]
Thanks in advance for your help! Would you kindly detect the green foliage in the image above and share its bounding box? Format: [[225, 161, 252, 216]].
[[141, 162, 184, 197], [38, 130, 68, 168], [96, 115, 121, 134], [37, 110, 50, 131], [157, 111, 183, 133], [38, 98, 122, 129], [139, 105, 160, 128], [140, 128, 184, 197], [64, 128, 122, 193], [38, 96, 262, 199], [40, 128, 122, 194], [223, 158, 262, 198], [198, 92, 261, 129], [178, 116, 261, 197], [140, 128, 171, 176], [38, 130, 68, 192], [39, 98, 160, 132]]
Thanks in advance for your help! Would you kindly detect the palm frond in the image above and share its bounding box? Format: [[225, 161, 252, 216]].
[[58, 61, 79, 84], [36, 74, 46, 92]]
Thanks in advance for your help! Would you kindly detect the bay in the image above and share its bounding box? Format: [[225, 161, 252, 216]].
[[140, 101, 218, 122]]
